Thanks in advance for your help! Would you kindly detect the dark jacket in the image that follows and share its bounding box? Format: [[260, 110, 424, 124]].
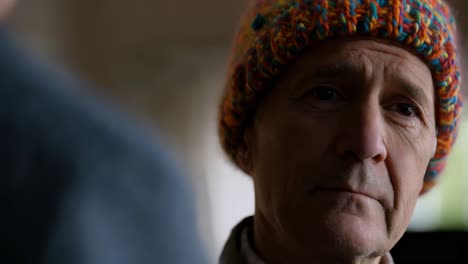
[[220, 217, 254, 264]]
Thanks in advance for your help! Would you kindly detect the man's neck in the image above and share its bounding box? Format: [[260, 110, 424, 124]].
[[252, 213, 390, 264]]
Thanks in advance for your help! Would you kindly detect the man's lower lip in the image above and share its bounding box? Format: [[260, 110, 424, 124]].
[[312, 189, 371, 199], [309, 189, 385, 208]]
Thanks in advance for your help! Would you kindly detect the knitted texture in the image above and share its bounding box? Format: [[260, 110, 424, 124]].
[[219, 0, 463, 193]]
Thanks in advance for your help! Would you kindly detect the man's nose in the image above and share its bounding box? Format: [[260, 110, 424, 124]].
[[334, 102, 387, 163]]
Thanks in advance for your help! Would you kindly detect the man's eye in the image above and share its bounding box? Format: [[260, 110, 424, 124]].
[[292, 85, 344, 111], [308, 86, 339, 101], [392, 103, 419, 117]]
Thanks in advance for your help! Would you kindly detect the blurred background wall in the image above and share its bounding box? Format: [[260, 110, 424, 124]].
[[6, 0, 468, 262]]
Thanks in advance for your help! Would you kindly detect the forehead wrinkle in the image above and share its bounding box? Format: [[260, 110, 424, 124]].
[[311, 60, 363, 78], [305, 49, 368, 80], [347, 40, 432, 82]]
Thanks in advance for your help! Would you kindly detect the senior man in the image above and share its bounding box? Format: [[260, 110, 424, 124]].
[[218, 0, 463, 263]]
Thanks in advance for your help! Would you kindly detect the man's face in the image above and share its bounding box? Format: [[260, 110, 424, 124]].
[[243, 39, 437, 258]]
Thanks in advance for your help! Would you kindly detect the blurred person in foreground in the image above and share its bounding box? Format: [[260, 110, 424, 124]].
[[218, 0, 463, 263], [0, 2, 207, 264]]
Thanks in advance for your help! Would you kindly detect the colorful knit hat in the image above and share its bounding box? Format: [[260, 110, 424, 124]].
[[218, 0, 463, 193]]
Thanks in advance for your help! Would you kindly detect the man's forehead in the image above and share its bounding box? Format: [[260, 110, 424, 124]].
[[301, 39, 428, 68], [289, 39, 433, 84]]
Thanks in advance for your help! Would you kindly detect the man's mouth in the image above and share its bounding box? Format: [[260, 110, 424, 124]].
[[312, 187, 376, 201]]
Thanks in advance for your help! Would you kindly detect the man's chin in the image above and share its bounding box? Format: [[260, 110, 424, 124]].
[[291, 203, 389, 258], [313, 213, 389, 258], [307, 190, 386, 226]]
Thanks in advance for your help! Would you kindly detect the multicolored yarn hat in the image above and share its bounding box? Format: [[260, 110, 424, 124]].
[[218, 0, 463, 193]]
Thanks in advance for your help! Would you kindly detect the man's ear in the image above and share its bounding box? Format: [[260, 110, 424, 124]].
[[235, 127, 255, 176]]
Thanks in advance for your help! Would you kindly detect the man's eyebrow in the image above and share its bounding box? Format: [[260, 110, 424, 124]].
[[396, 76, 432, 107], [289, 61, 363, 91]]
